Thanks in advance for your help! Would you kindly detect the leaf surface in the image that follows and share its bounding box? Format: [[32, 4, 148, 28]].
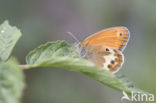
[[0, 21, 21, 61], [0, 58, 25, 103]]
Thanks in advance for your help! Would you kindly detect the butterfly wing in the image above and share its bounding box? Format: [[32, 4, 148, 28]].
[[81, 26, 130, 73], [82, 26, 130, 51], [84, 46, 123, 73], [103, 48, 124, 73]]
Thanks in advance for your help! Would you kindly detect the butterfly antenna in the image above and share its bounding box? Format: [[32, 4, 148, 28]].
[[67, 32, 80, 44], [67, 32, 83, 57]]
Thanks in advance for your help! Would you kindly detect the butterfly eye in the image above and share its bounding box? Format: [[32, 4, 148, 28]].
[[120, 33, 122, 36], [106, 48, 109, 51]]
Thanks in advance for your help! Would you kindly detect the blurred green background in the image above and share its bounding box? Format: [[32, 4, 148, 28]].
[[0, 0, 156, 103]]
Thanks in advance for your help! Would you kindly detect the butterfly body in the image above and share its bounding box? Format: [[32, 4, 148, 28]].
[[81, 27, 130, 73]]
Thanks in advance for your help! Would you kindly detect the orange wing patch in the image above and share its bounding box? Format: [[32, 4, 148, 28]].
[[82, 27, 129, 51]]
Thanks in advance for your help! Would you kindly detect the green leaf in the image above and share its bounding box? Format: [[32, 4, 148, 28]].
[[0, 58, 25, 103], [26, 41, 79, 65], [25, 41, 145, 95], [0, 21, 22, 61]]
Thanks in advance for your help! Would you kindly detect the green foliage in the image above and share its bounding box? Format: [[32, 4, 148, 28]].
[[0, 21, 24, 103], [0, 21, 21, 61], [26, 41, 78, 65], [0, 20, 146, 103], [0, 58, 25, 103]]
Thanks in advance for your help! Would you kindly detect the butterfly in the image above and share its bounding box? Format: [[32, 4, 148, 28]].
[[80, 27, 130, 73]]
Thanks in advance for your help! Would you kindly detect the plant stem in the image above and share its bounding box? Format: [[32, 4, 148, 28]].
[[19, 64, 30, 69]]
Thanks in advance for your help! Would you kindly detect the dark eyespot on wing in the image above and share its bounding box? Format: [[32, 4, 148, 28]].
[[118, 29, 130, 51], [108, 64, 111, 68], [111, 60, 115, 64], [106, 48, 109, 51], [113, 49, 117, 52]]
